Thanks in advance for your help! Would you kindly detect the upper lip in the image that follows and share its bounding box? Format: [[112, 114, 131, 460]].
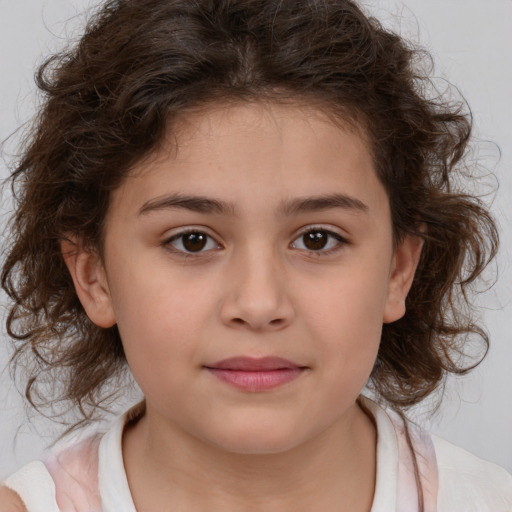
[[205, 356, 304, 371]]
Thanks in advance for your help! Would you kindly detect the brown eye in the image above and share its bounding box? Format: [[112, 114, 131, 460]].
[[182, 232, 207, 252], [303, 231, 329, 250], [291, 228, 345, 252], [168, 231, 219, 253]]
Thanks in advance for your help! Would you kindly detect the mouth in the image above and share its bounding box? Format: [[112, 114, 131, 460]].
[[204, 356, 307, 392]]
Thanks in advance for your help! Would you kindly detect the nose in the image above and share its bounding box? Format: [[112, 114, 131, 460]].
[[219, 246, 295, 332]]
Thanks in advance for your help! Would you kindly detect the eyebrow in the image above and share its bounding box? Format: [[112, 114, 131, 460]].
[[278, 194, 368, 216], [138, 192, 368, 217], [139, 194, 236, 216]]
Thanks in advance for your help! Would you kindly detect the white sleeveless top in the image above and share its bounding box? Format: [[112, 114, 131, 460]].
[[3, 397, 512, 511]]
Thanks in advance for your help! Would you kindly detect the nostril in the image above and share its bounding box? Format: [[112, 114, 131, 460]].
[[230, 317, 285, 327]]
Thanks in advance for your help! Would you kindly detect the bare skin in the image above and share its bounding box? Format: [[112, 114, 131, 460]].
[[63, 102, 422, 511], [122, 400, 377, 512], [0, 487, 26, 512]]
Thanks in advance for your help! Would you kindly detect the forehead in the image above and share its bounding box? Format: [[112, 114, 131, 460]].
[[111, 101, 387, 219]]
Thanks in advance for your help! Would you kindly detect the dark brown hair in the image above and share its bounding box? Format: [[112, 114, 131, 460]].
[[2, 0, 498, 427]]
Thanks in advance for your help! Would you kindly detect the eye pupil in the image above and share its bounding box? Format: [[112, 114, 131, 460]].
[[183, 232, 207, 252], [303, 231, 328, 250]]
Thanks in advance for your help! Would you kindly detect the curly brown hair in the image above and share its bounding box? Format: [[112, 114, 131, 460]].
[[1, 0, 498, 428]]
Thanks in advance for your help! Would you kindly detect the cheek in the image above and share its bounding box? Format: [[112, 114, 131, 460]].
[[107, 264, 213, 384], [296, 264, 388, 379], [299, 264, 390, 337]]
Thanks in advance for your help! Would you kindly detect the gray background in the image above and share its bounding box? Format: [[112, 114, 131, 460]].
[[1, 0, 511, 477]]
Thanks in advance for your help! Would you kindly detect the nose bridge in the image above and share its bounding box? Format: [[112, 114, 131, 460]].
[[221, 239, 293, 330]]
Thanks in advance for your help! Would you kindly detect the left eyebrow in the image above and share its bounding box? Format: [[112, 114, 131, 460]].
[[278, 193, 369, 216]]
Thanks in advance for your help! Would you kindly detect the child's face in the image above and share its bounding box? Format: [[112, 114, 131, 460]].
[[66, 102, 420, 454]]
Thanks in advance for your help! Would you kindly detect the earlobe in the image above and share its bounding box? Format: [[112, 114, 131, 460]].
[[383, 234, 424, 324], [61, 238, 116, 328]]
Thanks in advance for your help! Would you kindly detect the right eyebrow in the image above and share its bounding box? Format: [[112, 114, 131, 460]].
[[138, 193, 237, 216]]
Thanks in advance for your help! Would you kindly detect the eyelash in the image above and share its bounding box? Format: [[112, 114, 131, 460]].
[[290, 227, 348, 256], [163, 227, 349, 257], [164, 229, 221, 256]]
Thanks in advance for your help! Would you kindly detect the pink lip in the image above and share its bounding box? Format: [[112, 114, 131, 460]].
[[205, 357, 306, 391]]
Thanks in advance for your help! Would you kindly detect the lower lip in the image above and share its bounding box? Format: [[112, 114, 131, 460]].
[[206, 368, 304, 391]]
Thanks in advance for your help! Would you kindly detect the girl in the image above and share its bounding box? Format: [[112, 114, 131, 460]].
[[1, 0, 511, 510]]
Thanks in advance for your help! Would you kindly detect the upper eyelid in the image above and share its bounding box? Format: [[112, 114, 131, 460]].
[[168, 229, 221, 242], [292, 224, 348, 240], [164, 226, 220, 241]]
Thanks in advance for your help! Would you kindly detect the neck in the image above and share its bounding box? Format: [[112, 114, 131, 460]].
[[123, 400, 377, 512]]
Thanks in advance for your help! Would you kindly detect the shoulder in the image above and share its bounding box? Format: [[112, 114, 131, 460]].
[[0, 434, 102, 512], [432, 435, 512, 511], [361, 396, 512, 511], [1, 460, 58, 512], [45, 434, 102, 510], [0, 486, 27, 512]]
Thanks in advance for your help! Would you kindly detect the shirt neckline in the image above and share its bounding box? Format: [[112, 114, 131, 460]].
[[97, 397, 399, 512]]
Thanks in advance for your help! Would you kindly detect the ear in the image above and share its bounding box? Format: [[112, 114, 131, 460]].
[[61, 238, 116, 328], [383, 233, 424, 324]]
